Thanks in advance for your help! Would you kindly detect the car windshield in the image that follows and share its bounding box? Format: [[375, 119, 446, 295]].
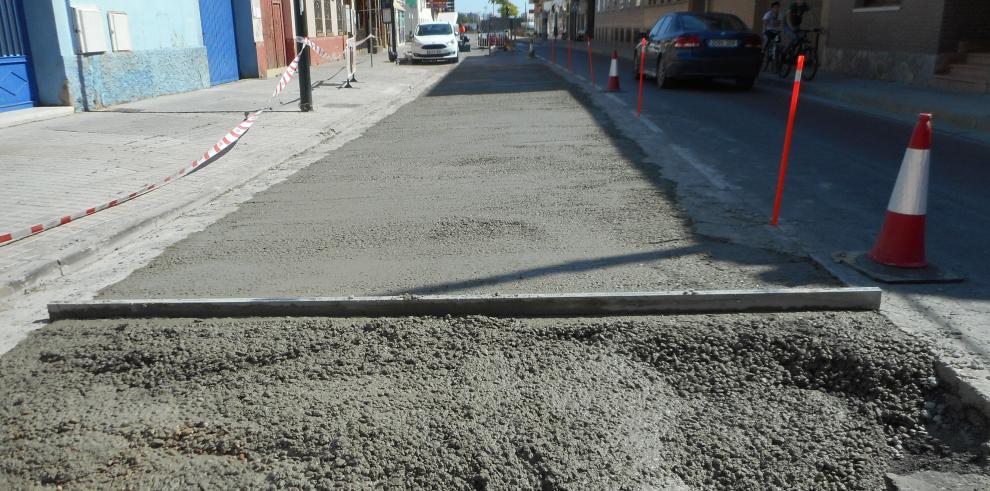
[[417, 24, 452, 36], [679, 14, 748, 32]]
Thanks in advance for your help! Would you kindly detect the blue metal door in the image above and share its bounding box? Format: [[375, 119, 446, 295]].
[[0, 0, 36, 112], [199, 0, 240, 85]]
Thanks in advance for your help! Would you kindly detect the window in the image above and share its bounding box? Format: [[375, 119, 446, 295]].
[[417, 23, 452, 36], [314, 0, 325, 36], [856, 0, 900, 6], [338, 1, 348, 35], [314, 0, 337, 36], [678, 13, 748, 32]]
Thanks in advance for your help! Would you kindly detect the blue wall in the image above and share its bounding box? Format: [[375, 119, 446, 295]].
[[233, 0, 260, 79], [23, 0, 214, 109]]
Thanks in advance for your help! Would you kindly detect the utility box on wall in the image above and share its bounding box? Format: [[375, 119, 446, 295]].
[[108, 12, 133, 52], [73, 6, 108, 54]]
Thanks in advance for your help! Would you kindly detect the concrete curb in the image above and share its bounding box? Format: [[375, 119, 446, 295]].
[[0, 66, 450, 301], [0, 106, 74, 129], [48, 288, 882, 320]]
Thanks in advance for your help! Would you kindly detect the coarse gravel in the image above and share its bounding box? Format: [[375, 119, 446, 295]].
[[2, 312, 987, 489]]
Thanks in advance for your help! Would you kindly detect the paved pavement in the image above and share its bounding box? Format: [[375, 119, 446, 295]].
[[0, 54, 447, 296], [533, 41, 990, 415], [0, 53, 453, 352]]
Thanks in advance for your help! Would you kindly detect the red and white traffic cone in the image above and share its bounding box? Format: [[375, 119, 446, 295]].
[[606, 51, 620, 92], [834, 113, 962, 283], [868, 113, 932, 268]]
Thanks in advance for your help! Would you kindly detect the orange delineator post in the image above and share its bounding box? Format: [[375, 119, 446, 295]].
[[587, 38, 596, 86], [770, 55, 806, 227], [637, 38, 646, 117]]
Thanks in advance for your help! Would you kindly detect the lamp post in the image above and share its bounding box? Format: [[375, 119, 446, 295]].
[[294, 0, 313, 112], [383, 0, 397, 62]]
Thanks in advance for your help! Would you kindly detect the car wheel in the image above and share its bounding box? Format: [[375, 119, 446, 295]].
[[735, 76, 757, 90], [656, 58, 673, 89]]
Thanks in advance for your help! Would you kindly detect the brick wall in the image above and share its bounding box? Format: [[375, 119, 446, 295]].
[[826, 0, 945, 54], [939, 0, 990, 53], [594, 1, 690, 44]]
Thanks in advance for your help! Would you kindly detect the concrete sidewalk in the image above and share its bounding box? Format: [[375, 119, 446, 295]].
[[536, 38, 990, 141], [0, 54, 449, 299]]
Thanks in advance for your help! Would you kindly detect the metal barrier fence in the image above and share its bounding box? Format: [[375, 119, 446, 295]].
[[477, 32, 509, 50]]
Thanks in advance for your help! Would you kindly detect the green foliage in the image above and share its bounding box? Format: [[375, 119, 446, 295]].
[[492, 0, 519, 18]]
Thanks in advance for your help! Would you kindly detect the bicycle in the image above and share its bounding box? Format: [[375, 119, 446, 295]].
[[762, 31, 784, 73], [777, 28, 822, 81]]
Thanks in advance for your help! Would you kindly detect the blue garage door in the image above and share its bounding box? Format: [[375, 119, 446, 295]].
[[199, 0, 240, 85], [0, 0, 36, 112]]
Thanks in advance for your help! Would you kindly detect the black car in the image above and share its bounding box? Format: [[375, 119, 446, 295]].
[[633, 12, 763, 90]]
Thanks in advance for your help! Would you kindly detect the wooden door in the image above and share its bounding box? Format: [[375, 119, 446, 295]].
[[263, 0, 287, 68]]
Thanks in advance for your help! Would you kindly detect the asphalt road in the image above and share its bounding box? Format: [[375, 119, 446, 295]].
[[535, 41, 990, 360]]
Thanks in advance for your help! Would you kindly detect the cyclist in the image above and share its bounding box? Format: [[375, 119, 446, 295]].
[[786, 0, 812, 50], [762, 2, 783, 53]]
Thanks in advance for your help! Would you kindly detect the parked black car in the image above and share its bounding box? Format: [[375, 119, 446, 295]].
[[632, 12, 763, 90]]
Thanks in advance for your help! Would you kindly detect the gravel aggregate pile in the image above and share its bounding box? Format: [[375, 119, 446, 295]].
[[2, 312, 985, 489]]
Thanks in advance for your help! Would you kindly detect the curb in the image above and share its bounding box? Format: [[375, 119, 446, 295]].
[[0, 65, 449, 302], [0, 106, 74, 130]]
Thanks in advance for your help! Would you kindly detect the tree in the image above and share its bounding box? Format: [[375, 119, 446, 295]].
[[494, 0, 519, 18]]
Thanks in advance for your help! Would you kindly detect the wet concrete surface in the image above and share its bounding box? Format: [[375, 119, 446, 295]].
[[98, 54, 835, 300], [3, 312, 984, 489]]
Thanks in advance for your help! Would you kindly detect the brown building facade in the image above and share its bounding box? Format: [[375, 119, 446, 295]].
[[823, 0, 990, 90]]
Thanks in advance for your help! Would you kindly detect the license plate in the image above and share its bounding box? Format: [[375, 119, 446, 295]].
[[427, 49, 442, 54], [708, 39, 738, 48]]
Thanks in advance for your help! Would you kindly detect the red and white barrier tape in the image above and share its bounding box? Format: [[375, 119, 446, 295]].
[[0, 45, 315, 247], [295, 36, 330, 60]]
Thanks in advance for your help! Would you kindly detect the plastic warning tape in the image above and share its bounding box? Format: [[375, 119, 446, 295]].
[[0, 47, 314, 247], [0, 111, 264, 246], [295, 37, 330, 60]]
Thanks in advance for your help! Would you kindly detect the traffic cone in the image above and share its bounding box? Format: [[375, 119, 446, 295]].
[[833, 113, 962, 283], [606, 51, 620, 92], [868, 113, 932, 268]]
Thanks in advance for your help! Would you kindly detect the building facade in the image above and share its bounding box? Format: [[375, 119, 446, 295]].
[[823, 0, 990, 89], [9, 0, 218, 111], [0, 0, 362, 114]]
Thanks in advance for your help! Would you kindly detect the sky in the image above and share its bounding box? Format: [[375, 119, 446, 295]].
[[455, 0, 530, 16]]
